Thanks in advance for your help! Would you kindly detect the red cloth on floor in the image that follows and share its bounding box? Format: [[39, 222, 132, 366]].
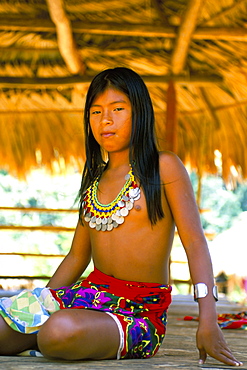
[[184, 311, 247, 329]]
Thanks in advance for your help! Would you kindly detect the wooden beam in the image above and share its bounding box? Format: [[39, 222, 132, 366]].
[[0, 46, 58, 52], [0, 109, 83, 114], [168, 1, 202, 156], [3, 99, 246, 115], [0, 275, 51, 280], [166, 80, 178, 152], [0, 252, 65, 258], [171, 0, 203, 75], [0, 18, 247, 41], [199, 0, 247, 26], [0, 225, 75, 232], [193, 27, 247, 41], [200, 87, 221, 129], [0, 75, 223, 89], [0, 75, 91, 88], [151, 0, 170, 25], [46, 0, 85, 75], [0, 206, 77, 213], [180, 98, 247, 114], [215, 99, 247, 111]]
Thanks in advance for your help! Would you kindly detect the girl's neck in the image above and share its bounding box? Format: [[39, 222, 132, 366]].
[[107, 152, 130, 171]]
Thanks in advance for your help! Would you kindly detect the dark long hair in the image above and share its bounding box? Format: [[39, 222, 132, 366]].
[[78, 67, 164, 225]]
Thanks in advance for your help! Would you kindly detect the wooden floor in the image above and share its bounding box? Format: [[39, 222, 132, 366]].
[[0, 294, 246, 370]]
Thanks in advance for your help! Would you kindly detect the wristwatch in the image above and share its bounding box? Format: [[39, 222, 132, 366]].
[[194, 283, 218, 302]]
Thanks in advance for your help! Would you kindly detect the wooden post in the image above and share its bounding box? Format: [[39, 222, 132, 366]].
[[46, 0, 85, 75], [171, 0, 204, 75], [166, 80, 178, 153]]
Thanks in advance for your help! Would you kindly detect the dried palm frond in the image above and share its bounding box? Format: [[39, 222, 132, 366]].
[[0, 0, 246, 186]]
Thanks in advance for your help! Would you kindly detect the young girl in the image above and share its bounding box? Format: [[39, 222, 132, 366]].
[[0, 67, 243, 366]]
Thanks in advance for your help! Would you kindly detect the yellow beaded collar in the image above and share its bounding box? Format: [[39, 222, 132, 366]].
[[82, 167, 140, 231]]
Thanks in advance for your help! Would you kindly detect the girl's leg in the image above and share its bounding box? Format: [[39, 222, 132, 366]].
[[37, 309, 120, 360], [0, 316, 38, 355]]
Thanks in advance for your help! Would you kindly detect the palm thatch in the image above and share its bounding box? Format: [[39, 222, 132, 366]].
[[0, 0, 247, 190]]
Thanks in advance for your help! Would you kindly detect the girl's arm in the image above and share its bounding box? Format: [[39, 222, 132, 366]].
[[47, 220, 91, 289], [160, 152, 242, 367]]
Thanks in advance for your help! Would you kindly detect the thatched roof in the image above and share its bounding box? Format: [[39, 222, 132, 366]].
[[0, 0, 247, 188]]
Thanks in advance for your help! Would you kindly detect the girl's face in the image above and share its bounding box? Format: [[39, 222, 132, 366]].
[[89, 88, 132, 155]]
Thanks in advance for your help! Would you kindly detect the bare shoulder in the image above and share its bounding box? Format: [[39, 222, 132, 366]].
[[159, 151, 189, 184]]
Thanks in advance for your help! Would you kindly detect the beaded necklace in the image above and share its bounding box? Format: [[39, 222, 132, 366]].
[[82, 166, 140, 231]]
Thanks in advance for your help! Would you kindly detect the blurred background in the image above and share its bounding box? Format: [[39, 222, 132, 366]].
[[0, 0, 246, 304]]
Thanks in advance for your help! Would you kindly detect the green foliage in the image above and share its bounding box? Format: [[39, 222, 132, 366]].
[[0, 170, 81, 279], [1, 169, 246, 285], [190, 173, 247, 234], [234, 184, 247, 211]]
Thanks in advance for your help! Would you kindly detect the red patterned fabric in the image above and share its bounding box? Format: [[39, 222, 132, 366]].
[[184, 311, 247, 330], [51, 268, 172, 358]]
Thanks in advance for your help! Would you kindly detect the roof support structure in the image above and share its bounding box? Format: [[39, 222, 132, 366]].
[[199, 0, 247, 26], [171, 0, 204, 75], [200, 88, 221, 129], [46, 0, 85, 75], [166, 0, 203, 153], [0, 18, 247, 41], [151, 0, 170, 25], [166, 80, 178, 152], [0, 75, 223, 88]]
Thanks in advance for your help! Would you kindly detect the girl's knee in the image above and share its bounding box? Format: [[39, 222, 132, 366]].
[[37, 310, 86, 359]]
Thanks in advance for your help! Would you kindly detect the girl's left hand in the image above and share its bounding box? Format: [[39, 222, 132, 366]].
[[196, 322, 243, 366]]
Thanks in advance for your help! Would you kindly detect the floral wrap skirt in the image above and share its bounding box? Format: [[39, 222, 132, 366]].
[[0, 268, 172, 359]]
